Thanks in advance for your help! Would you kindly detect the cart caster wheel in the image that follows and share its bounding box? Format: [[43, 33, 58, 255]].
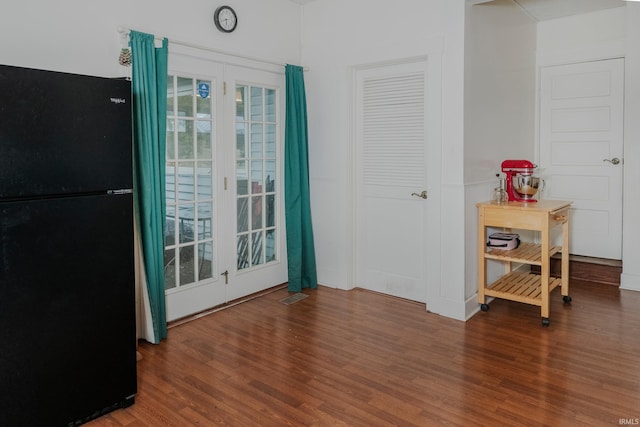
[[542, 318, 550, 327], [480, 304, 489, 312], [563, 295, 572, 303]]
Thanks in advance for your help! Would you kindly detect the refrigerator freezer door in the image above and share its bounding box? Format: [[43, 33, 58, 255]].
[[0, 65, 132, 199], [0, 193, 137, 426]]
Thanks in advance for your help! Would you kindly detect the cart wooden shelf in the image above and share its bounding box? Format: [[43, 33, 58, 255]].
[[477, 200, 572, 326]]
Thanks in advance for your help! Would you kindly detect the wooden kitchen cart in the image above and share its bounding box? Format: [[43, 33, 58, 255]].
[[477, 200, 573, 326]]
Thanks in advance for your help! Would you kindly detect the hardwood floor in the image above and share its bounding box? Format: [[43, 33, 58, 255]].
[[531, 255, 623, 286], [89, 280, 640, 426]]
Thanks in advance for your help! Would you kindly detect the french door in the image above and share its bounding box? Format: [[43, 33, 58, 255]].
[[164, 53, 287, 321]]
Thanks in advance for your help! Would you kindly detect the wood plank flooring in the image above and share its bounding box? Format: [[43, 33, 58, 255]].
[[88, 280, 640, 426], [531, 255, 623, 285]]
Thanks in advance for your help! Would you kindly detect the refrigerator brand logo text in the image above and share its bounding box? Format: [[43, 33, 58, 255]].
[[110, 97, 126, 104]]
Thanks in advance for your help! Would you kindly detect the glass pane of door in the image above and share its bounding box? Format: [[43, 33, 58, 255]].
[[165, 75, 216, 290], [235, 84, 278, 271]]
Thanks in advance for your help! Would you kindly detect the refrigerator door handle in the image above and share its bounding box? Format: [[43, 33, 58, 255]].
[[108, 189, 133, 195]]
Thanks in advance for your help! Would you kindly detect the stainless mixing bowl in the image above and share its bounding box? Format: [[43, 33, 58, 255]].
[[513, 175, 543, 198]]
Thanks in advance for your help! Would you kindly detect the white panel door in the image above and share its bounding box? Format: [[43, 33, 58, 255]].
[[355, 60, 433, 303], [539, 58, 624, 259]]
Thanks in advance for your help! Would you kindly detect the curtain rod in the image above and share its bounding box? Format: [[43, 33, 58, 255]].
[[117, 26, 308, 71]]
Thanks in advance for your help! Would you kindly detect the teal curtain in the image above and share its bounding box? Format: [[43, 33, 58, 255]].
[[284, 64, 318, 292], [130, 31, 168, 343]]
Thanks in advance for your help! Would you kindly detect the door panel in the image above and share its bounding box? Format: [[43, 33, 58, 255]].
[[0, 194, 136, 425], [539, 58, 624, 259], [225, 65, 287, 301], [164, 55, 225, 321], [361, 198, 426, 299], [0, 65, 132, 198], [355, 60, 430, 303]]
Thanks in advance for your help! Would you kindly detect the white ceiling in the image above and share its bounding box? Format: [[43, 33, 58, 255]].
[[287, 0, 629, 21], [513, 0, 627, 21]]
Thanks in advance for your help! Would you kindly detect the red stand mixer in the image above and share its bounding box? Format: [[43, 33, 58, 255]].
[[501, 160, 542, 203]]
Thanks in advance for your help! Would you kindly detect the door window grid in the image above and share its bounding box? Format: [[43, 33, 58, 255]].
[[165, 75, 216, 290], [236, 85, 278, 271]]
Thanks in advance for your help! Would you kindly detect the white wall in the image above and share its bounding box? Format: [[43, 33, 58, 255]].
[[537, 7, 626, 66], [463, 0, 537, 316], [301, 0, 470, 319], [536, 6, 640, 291], [464, 0, 537, 183], [623, 5, 640, 291], [0, 0, 302, 77]]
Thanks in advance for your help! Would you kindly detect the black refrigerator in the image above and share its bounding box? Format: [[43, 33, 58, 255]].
[[0, 64, 137, 425]]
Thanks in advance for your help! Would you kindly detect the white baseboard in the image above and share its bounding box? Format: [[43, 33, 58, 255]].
[[620, 273, 640, 291]]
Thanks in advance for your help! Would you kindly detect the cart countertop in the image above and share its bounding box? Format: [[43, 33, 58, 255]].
[[476, 199, 572, 212]]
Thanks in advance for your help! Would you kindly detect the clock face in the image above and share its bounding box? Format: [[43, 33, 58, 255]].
[[214, 6, 237, 33]]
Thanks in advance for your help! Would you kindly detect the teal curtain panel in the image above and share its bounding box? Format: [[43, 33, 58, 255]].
[[284, 64, 318, 292], [130, 30, 169, 343]]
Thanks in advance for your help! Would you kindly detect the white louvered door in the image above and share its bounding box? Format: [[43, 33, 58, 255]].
[[354, 60, 431, 303]]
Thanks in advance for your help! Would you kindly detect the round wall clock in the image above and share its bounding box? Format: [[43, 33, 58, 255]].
[[214, 6, 238, 33]]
